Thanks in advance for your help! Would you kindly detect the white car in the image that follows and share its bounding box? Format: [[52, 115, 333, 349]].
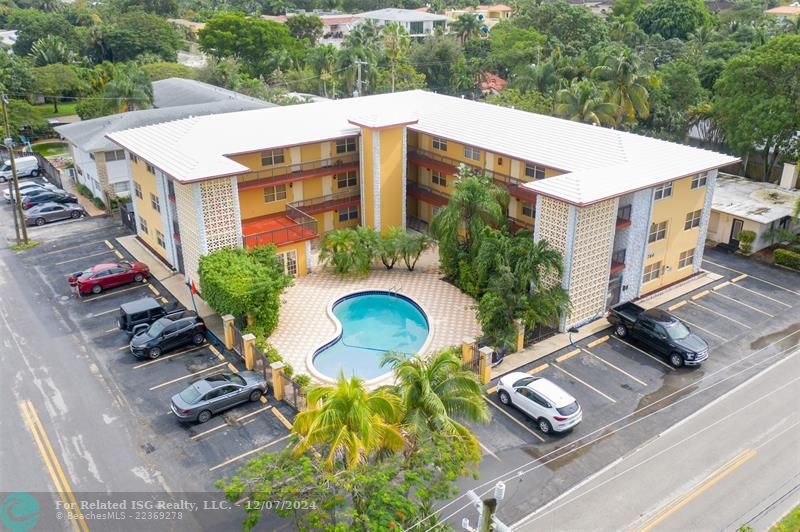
[[4, 181, 59, 202], [497, 372, 582, 434]]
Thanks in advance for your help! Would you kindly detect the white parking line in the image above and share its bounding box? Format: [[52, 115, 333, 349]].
[[90, 308, 120, 318], [479, 441, 500, 461], [209, 434, 291, 471], [191, 405, 273, 440], [672, 316, 725, 341], [81, 283, 149, 302], [133, 345, 207, 369], [610, 337, 675, 370], [688, 300, 751, 328], [725, 282, 792, 308], [483, 397, 546, 443], [36, 240, 111, 256], [550, 364, 616, 403], [708, 290, 774, 317], [703, 259, 800, 296], [149, 362, 227, 391], [54, 250, 113, 265], [581, 349, 647, 387]]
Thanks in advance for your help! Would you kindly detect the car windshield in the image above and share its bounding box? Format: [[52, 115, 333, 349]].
[[228, 374, 245, 386], [179, 385, 202, 404], [513, 376, 536, 388], [80, 269, 93, 277], [665, 321, 691, 340], [557, 401, 579, 416], [147, 320, 168, 337]]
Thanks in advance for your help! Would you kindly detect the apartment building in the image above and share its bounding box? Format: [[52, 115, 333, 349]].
[[107, 90, 738, 330], [356, 8, 449, 37]]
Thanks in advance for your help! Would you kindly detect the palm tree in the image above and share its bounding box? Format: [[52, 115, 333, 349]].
[[292, 375, 405, 469], [380, 348, 489, 455], [103, 63, 153, 112], [310, 45, 338, 97], [512, 62, 559, 95], [451, 13, 482, 45], [318, 228, 358, 275], [381, 22, 410, 93], [555, 79, 617, 127], [29, 36, 76, 66], [591, 49, 650, 125]]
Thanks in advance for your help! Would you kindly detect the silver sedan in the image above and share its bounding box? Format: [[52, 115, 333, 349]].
[[171, 371, 268, 423], [24, 202, 86, 226]]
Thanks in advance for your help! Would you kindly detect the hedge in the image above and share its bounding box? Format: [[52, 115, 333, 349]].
[[774, 248, 800, 271]]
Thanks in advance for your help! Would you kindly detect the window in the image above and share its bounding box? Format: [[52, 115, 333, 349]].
[[145, 163, 155, 175], [104, 150, 126, 162], [654, 182, 672, 200], [150, 193, 160, 213], [431, 170, 446, 187], [678, 249, 694, 269], [113, 182, 129, 194], [464, 146, 481, 161], [261, 149, 285, 166], [336, 171, 357, 189], [691, 173, 707, 189], [156, 230, 165, 249], [138, 216, 148, 234], [525, 164, 545, 180], [277, 249, 298, 277], [521, 202, 534, 218], [338, 206, 358, 222], [648, 221, 667, 243], [684, 209, 702, 230], [497, 157, 503, 166], [431, 137, 447, 151], [134, 182, 143, 199], [264, 184, 287, 203], [409, 21, 423, 34], [336, 137, 357, 154], [131, 154, 139, 163], [642, 262, 662, 283]]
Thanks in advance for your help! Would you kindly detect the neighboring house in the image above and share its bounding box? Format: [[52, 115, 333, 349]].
[[707, 166, 800, 253], [0, 30, 17, 51], [478, 73, 507, 96], [56, 78, 272, 202], [446, 4, 512, 30], [263, 13, 359, 48], [355, 8, 449, 37], [765, 4, 800, 20], [107, 90, 737, 330]]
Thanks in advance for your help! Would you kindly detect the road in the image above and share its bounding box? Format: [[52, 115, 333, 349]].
[[514, 347, 800, 532]]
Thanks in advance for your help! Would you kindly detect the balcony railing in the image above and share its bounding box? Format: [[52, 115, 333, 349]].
[[243, 205, 319, 248], [611, 249, 626, 274], [237, 153, 360, 189], [289, 190, 360, 215], [616, 205, 632, 229], [406, 180, 449, 206]]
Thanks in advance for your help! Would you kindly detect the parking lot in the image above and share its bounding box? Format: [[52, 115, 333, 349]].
[[7, 209, 297, 491]]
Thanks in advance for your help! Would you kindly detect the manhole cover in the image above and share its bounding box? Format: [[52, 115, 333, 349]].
[[141, 442, 156, 454]]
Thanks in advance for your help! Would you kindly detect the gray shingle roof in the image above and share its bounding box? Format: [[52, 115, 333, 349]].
[[152, 78, 268, 108]]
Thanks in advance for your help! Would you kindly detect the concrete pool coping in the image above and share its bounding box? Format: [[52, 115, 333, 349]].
[[305, 289, 435, 388]]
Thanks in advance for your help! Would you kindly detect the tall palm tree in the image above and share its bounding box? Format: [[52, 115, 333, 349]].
[[451, 13, 482, 45], [338, 21, 381, 95], [591, 49, 650, 125], [511, 61, 559, 95], [310, 45, 338, 97], [381, 22, 410, 93], [103, 63, 153, 112], [555, 79, 617, 127], [292, 375, 405, 469], [380, 349, 489, 455]]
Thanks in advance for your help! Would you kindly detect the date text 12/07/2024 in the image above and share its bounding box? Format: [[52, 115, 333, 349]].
[[244, 500, 318, 511]]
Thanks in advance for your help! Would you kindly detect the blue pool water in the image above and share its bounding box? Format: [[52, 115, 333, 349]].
[[313, 292, 430, 380]]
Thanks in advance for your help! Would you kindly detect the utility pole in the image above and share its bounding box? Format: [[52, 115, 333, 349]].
[[353, 60, 368, 97], [1, 93, 27, 245], [462, 482, 509, 532]]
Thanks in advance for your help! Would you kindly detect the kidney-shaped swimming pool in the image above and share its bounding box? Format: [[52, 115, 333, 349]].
[[312, 291, 430, 381]]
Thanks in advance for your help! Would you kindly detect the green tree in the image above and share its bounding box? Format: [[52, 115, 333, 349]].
[[511, 61, 560, 95], [9, 9, 79, 56], [487, 22, 547, 76], [714, 35, 800, 180], [116, 0, 179, 17], [309, 45, 338, 97], [634, 0, 712, 40], [286, 13, 323, 45], [103, 62, 153, 112], [486, 87, 553, 114], [140, 62, 197, 81], [451, 13, 482, 45], [29, 35, 77, 66], [103, 11, 182, 62], [318, 227, 379, 277], [409, 36, 466, 94], [591, 48, 650, 125], [31, 63, 86, 113], [555, 79, 617, 127], [643, 60, 706, 140], [378, 226, 403, 269], [293, 375, 405, 470], [513, 0, 609, 52], [381, 22, 410, 93], [611, 0, 642, 20], [0, 54, 34, 96], [397, 231, 432, 271]]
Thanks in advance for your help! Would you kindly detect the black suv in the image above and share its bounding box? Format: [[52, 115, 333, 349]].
[[118, 297, 186, 336], [129, 313, 206, 359]]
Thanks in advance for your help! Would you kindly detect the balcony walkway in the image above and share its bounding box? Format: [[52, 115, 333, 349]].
[[242, 213, 317, 248]]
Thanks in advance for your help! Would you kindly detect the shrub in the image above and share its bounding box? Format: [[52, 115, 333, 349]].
[[774, 248, 800, 271], [379, 227, 403, 269], [92, 197, 106, 210], [737, 230, 756, 254], [76, 183, 93, 198], [292, 373, 311, 391]]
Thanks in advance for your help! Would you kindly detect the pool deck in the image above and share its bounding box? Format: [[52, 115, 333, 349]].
[[269, 248, 481, 383]]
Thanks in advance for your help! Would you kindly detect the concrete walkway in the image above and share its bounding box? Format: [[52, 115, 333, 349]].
[[59, 174, 106, 217]]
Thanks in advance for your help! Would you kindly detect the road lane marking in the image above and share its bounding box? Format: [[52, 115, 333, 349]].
[[609, 337, 675, 370], [117, 345, 130, 351], [712, 281, 731, 290], [133, 345, 208, 368], [528, 363, 549, 375], [479, 441, 500, 461], [104, 240, 114, 249], [113, 250, 124, 260], [482, 397, 546, 442], [725, 282, 792, 307], [81, 283, 148, 302], [37, 240, 110, 256], [271, 408, 293, 430], [54, 250, 113, 265], [148, 362, 228, 391], [581, 349, 647, 387], [688, 300, 751, 328], [667, 301, 687, 311], [638, 448, 757, 532], [209, 435, 291, 471], [704, 259, 800, 295], [20, 400, 89, 532], [587, 335, 609, 348], [690, 290, 709, 301], [209, 345, 224, 359], [104, 327, 119, 334], [160, 297, 169, 304], [90, 308, 120, 318], [226, 363, 237, 372], [708, 290, 774, 317], [148, 284, 160, 296], [486, 386, 497, 394], [191, 405, 273, 440], [549, 364, 616, 403], [556, 349, 581, 363], [731, 273, 748, 283]]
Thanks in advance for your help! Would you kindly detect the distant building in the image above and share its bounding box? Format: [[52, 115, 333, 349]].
[[0, 30, 17, 51], [478, 73, 507, 96], [446, 4, 512, 30], [355, 8, 449, 37], [262, 13, 359, 48], [765, 4, 800, 20]]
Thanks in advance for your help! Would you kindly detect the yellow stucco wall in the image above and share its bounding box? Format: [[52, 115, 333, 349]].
[[361, 131, 376, 228], [378, 127, 404, 230], [130, 158, 165, 255], [642, 175, 707, 291], [275, 241, 308, 277]]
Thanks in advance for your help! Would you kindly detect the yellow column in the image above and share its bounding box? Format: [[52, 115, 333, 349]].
[[462, 337, 476, 366], [242, 333, 256, 370], [222, 314, 235, 350], [478, 346, 493, 385], [270, 362, 285, 401], [515, 319, 525, 353]]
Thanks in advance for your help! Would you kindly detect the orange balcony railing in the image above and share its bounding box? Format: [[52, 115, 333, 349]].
[[237, 153, 359, 191]]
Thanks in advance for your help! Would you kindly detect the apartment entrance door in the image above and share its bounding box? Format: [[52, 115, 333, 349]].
[[729, 218, 745, 249]]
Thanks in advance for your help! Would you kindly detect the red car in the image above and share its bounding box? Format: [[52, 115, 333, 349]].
[[68, 260, 150, 295]]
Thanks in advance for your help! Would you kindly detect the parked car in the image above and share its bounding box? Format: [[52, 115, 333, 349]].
[[0, 156, 40, 182], [117, 297, 187, 336], [24, 202, 85, 226], [497, 372, 582, 434], [68, 260, 150, 296], [607, 302, 709, 367], [21, 191, 78, 210], [4, 180, 59, 202], [170, 371, 267, 423], [129, 313, 206, 359]]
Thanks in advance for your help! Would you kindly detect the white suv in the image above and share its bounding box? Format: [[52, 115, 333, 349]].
[[497, 372, 582, 434]]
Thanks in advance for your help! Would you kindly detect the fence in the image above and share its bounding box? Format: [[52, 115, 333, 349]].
[[231, 324, 245, 359], [462, 344, 482, 374], [120, 201, 136, 233], [280, 372, 307, 412], [524, 323, 558, 348]]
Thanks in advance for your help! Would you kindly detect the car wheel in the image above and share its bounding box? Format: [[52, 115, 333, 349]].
[[538, 418, 553, 434], [669, 353, 684, 368], [615, 324, 628, 338], [91, 284, 102, 294], [498, 390, 511, 405], [70, 211, 81, 219], [148, 347, 162, 359], [249, 389, 262, 402], [134, 273, 144, 282], [192, 333, 205, 345], [197, 410, 212, 424], [35, 217, 46, 226]]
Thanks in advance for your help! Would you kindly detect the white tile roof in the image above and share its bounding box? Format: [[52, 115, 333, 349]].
[[107, 90, 739, 197], [356, 8, 449, 22]]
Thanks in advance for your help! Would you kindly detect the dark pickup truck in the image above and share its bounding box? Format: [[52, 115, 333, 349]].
[[607, 302, 709, 367]]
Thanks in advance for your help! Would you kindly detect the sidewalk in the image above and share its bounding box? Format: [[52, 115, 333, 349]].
[[115, 235, 225, 339], [60, 175, 106, 217], [491, 270, 724, 378]]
